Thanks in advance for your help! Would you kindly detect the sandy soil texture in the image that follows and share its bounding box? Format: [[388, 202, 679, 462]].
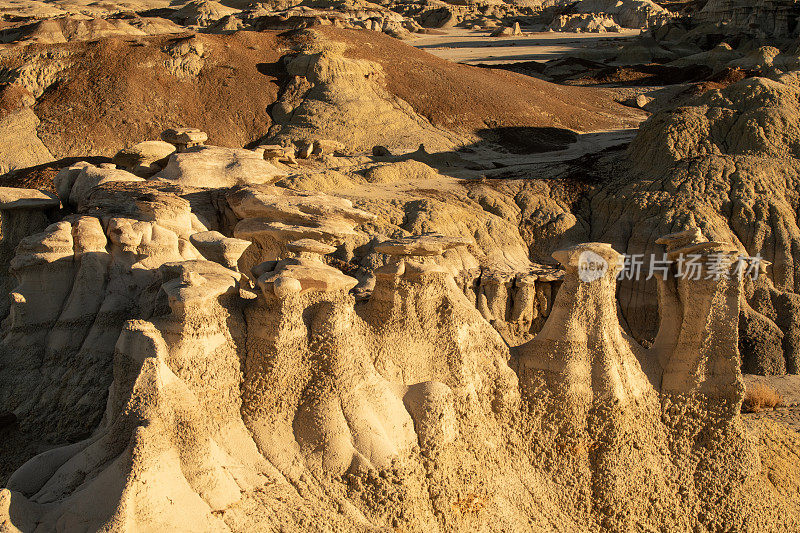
[[412, 28, 642, 65]]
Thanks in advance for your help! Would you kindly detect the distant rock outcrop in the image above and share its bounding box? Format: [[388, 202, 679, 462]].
[[699, 0, 800, 39], [569, 0, 673, 29]]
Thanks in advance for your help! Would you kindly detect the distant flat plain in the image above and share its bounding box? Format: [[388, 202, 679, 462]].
[[412, 28, 641, 65]]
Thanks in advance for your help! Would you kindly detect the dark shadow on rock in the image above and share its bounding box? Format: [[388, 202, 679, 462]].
[[256, 60, 288, 110], [361, 128, 631, 181], [137, 8, 181, 19], [367, 144, 490, 174], [475, 126, 578, 154], [256, 61, 286, 78], [472, 60, 547, 77]]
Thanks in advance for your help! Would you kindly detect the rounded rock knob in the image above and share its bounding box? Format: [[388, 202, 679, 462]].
[[273, 276, 302, 298]]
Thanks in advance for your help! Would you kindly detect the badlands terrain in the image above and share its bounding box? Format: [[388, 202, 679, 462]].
[[2, 0, 800, 531]]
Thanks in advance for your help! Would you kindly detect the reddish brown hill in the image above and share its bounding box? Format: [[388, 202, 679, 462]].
[[0, 28, 643, 165], [29, 31, 285, 158]]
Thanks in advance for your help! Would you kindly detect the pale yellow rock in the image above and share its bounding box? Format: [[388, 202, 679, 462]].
[[286, 238, 337, 255], [157, 146, 287, 187], [0, 109, 54, 175], [0, 188, 59, 211], [256, 256, 357, 296], [160, 127, 209, 150], [0, 84, 797, 532], [67, 164, 145, 206], [189, 230, 252, 270], [112, 140, 176, 176]]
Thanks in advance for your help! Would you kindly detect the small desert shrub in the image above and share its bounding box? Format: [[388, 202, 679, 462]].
[[742, 383, 784, 413]]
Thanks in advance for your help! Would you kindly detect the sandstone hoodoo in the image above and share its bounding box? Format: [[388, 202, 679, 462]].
[[2, 2, 800, 531], [0, 129, 798, 530]]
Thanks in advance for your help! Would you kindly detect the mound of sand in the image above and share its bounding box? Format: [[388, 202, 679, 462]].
[[314, 27, 645, 137], [0, 32, 285, 163]]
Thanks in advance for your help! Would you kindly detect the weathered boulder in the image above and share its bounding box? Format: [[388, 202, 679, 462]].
[[160, 127, 208, 151], [112, 140, 176, 177], [189, 230, 251, 270], [490, 22, 522, 37], [64, 164, 145, 207], [157, 146, 287, 188], [256, 256, 358, 297]]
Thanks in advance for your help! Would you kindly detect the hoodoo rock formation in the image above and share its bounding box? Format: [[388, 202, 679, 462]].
[[4, 6, 800, 530], [0, 144, 797, 529]]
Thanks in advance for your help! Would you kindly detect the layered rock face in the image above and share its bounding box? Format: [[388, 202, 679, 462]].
[[699, 0, 800, 38], [0, 154, 796, 529]]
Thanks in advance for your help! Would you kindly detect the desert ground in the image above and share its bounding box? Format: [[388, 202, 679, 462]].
[[2, 0, 800, 531], [413, 28, 642, 64]]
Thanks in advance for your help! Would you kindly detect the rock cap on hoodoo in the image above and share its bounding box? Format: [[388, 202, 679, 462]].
[[655, 227, 705, 249], [160, 260, 242, 313], [256, 257, 357, 297], [655, 226, 739, 259], [286, 239, 337, 256], [552, 242, 622, 272], [161, 127, 208, 146], [189, 231, 252, 270]]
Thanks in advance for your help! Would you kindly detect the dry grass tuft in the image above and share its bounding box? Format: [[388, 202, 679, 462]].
[[743, 383, 784, 413]]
